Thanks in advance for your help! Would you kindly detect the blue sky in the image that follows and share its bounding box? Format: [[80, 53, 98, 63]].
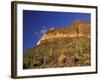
[[23, 10, 91, 53]]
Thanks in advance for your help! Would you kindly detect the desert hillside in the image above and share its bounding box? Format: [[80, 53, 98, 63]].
[[23, 20, 91, 69]]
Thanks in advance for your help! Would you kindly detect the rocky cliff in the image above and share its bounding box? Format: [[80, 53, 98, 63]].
[[37, 20, 90, 45]]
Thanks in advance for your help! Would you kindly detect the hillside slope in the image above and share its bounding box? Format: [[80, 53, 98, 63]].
[[23, 20, 91, 69]]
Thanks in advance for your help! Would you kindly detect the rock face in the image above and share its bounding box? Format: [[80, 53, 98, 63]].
[[23, 19, 91, 69], [38, 20, 90, 45]]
